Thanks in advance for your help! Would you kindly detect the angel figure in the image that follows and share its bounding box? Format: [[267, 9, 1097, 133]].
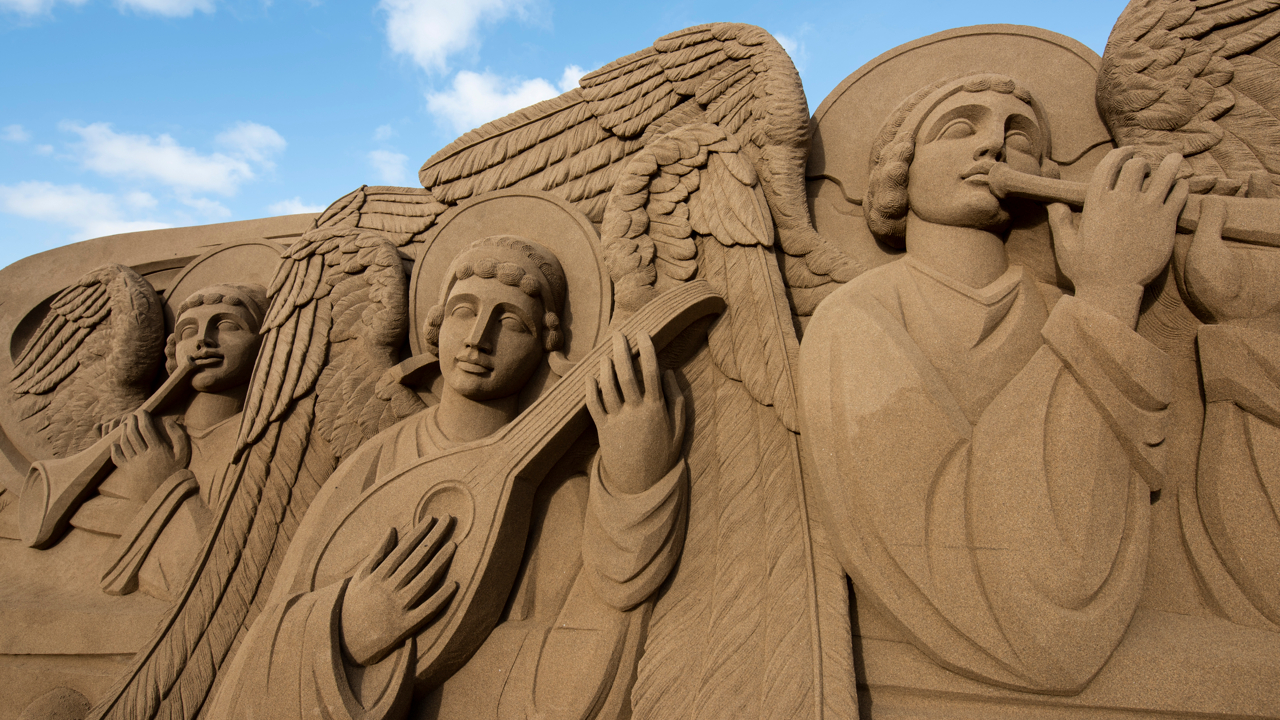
[[798, 73, 1188, 693], [205, 234, 689, 720], [9, 282, 268, 603]]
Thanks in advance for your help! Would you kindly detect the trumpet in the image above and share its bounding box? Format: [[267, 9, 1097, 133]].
[[19, 360, 196, 548], [987, 164, 1280, 249]]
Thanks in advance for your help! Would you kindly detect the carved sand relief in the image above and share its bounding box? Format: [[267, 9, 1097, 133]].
[[1, 3, 1280, 719]]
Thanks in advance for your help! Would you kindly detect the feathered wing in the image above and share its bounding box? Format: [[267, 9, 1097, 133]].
[[601, 123, 856, 720], [88, 186, 442, 720], [419, 23, 859, 311], [1098, 0, 1280, 193], [10, 263, 164, 458]]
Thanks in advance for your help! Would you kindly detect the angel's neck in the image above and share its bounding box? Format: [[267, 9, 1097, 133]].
[[435, 389, 519, 444], [182, 386, 247, 432], [905, 212, 1009, 289]]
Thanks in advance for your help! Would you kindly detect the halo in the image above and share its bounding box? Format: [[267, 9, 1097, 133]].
[[162, 240, 285, 331], [806, 25, 1113, 271], [409, 189, 611, 363]]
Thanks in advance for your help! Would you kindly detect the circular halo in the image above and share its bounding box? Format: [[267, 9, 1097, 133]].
[[806, 25, 1113, 271], [408, 189, 611, 362], [162, 240, 285, 331]]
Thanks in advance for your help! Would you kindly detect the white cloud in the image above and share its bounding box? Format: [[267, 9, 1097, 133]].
[[216, 121, 286, 165], [559, 65, 584, 93], [427, 69, 577, 133], [115, 0, 213, 16], [2, 125, 29, 143], [63, 121, 284, 195], [379, 0, 531, 74], [268, 197, 325, 215], [34, 144, 53, 155], [179, 195, 230, 218], [368, 150, 411, 185], [0, 181, 170, 242], [123, 190, 157, 209], [0, 0, 86, 15], [373, 124, 396, 142]]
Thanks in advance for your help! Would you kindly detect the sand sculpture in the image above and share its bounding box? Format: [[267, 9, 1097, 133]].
[[1, 2, 1279, 718]]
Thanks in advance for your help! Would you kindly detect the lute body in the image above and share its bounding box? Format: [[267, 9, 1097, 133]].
[[305, 281, 724, 686]]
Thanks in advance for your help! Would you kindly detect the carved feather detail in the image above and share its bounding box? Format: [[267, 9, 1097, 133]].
[[1099, 0, 1280, 192], [10, 264, 164, 457]]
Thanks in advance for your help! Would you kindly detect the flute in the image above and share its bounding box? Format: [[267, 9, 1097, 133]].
[[987, 164, 1280, 249]]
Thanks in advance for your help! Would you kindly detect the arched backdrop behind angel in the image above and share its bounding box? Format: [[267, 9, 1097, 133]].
[[78, 3, 1280, 718]]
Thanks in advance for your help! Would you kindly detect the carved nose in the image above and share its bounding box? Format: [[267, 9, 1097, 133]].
[[975, 142, 1004, 162]]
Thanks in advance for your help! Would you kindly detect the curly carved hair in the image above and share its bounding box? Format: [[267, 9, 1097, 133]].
[[865, 73, 1051, 248], [164, 283, 268, 374], [423, 235, 567, 356]]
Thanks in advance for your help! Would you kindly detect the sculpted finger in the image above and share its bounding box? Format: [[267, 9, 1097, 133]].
[[585, 376, 607, 426], [1116, 156, 1151, 193], [405, 541, 457, 608], [599, 355, 622, 414], [1045, 203, 1075, 240], [137, 411, 162, 451], [162, 417, 192, 468], [638, 334, 660, 400], [1166, 177, 1190, 215], [664, 370, 686, 444], [405, 580, 458, 634], [1092, 146, 1137, 199], [1147, 153, 1183, 200], [382, 516, 437, 580], [361, 527, 398, 578], [111, 441, 126, 467], [124, 412, 144, 450], [393, 515, 454, 590], [613, 333, 641, 402]]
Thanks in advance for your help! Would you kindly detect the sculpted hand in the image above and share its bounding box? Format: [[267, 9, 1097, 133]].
[[109, 410, 191, 503], [1048, 147, 1188, 325], [340, 515, 458, 667], [586, 332, 686, 495], [1173, 196, 1280, 332]]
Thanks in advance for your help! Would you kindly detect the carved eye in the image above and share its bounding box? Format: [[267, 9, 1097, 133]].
[[501, 315, 530, 334], [178, 325, 197, 341], [937, 119, 975, 140], [451, 305, 476, 319], [218, 320, 242, 332]]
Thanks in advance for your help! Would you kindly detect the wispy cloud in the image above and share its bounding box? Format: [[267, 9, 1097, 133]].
[[426, 65, 582, 133], [116, 0, 214, 16], [373, 124, 397, 142], [367, 150, 411, 185], [0, 181, 170, 242], [63, 121, 284, 195], [379, 0, 532, 74], [0, 0, 87, 15], [2, 125, 30, 143], [268, 197, 325, 215]]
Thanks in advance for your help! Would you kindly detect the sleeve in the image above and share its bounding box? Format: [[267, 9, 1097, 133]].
[[581, 455, 688, 610], [206, 579, 416, 720], [1181, 323, 1280, 630], [799, 290, 1170, 694], [97, 469, 206, 598]]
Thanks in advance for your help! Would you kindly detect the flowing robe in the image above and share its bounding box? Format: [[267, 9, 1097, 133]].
[[799, 257, 1170, 693], [1184, 323, 1280, 630], [208, 405, 687, 719]]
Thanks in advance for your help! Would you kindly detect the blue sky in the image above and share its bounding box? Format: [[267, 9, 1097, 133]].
[[0, 0, 1127, 270]]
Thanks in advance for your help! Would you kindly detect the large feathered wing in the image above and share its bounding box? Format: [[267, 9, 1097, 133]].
[[601, 123, 857, 720], [1098, 0, 1280, 193], [10, 264, 164, 459], [88, 186, 443, 720]]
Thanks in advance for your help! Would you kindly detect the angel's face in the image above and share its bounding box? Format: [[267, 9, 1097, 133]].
[[438, 275, 544, 402], [907, 89, 1044, 231], [174, 303, 262, 393]]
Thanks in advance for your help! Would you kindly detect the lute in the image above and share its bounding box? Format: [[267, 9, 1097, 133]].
[[306, 280, 724, 686]]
